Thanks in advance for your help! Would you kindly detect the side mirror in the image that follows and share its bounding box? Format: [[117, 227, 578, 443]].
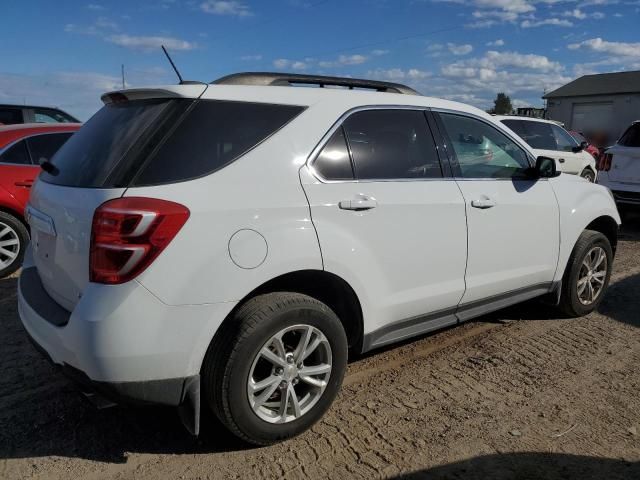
[[572, 141, 588, 153], [535, 156, 559, 178]]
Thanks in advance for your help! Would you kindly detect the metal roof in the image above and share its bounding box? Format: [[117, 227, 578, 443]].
[[543, 70, 640, 99]]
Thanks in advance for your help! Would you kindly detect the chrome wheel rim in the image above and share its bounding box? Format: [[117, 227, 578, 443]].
[[577, 246, 607, 305], [0, 221, 20, 270], [247, 324, 332, 424]]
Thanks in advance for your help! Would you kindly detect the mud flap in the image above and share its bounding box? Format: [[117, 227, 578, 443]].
[[178, 375, 201, 436]]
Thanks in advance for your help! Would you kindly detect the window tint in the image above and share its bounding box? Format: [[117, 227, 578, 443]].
[[313, 127, 354, 180], [504, 119, 556, 150], [0, 108, 23, 125], [27, 133, 73, 165], [620, 123, 640, 147], [34, 108, 76, 123], [40, 99, 178, 187], [342, 110, 441, 180], [0, 140, 30, 164], [134, 101, 304, 185], [551, 125, 578, 152], [439, 113, 530, 179]]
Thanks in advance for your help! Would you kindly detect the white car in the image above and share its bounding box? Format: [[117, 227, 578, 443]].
[[597, 120, 640, 206], [18, 73, 620, 445], [497, 116, 597, 182]]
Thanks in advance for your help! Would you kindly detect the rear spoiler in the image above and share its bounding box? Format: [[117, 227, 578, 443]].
[[101, 85, 208, 105]]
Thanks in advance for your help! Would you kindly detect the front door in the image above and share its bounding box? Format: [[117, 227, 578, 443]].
[[435, 111, 560, 310], [301, 108, 468, 338]]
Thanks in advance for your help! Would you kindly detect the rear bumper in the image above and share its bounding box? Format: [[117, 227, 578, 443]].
[[17, 251, 237, 405]]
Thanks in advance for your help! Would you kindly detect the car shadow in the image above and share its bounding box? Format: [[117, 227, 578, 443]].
[[392, 452, 639, 480]]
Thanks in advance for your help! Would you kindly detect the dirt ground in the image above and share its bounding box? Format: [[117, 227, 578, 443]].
[[1, 214, 639, 480]]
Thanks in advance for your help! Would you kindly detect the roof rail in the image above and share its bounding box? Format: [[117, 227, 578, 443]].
[[211, 72, 420, 95]]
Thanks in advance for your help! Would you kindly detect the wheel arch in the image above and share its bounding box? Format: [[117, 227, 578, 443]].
[[205, 270, 365, 366], [585, 215, 618, 254]]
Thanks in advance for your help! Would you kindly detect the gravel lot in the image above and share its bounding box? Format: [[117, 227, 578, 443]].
[[1, 213, 639, 480]]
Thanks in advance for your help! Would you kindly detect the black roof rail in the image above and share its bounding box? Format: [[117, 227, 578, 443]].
[[211, 72, 420, 95]]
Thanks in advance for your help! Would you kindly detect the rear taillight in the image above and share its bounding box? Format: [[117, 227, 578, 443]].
[[597, 153, 613, 172], [90, 197, 189, 284]]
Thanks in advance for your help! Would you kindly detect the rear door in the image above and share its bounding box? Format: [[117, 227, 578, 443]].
[[302, 108, 468, 341], [435, 111, 559, 309], [608, 123, 640, 184], [0, 139, 38, 208]]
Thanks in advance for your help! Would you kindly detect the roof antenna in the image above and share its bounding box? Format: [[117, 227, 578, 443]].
[[162, 45, 184, 84]]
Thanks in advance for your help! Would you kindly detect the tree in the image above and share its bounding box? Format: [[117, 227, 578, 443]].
[[492, 93, 513, 115]]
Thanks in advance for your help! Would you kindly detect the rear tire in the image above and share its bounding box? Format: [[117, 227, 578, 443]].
[[0, 211, 29, 278], [202, 292, 348, 445], [559, 230, 612, 317], [580, 168, 595, 183]]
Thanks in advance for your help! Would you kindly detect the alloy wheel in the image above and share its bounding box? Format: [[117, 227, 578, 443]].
[[577, 246, 607, 305], [247, 324, 332, 424], [0, 221, 20, 271]]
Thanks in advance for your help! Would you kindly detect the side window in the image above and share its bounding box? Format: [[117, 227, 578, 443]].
[[33, 108, 73, 123], [0, 108, 23, 125], [27, 133, 73, 165], [0, 140, 30, 165], [342, 110, 442, 180], [551, 125, 578, 152], [501, 119, 526, 137], [313, 127, 354, 180], [619, 124, 640, 147], [439, 113, 530, 179], [519, 121, 557, 151]]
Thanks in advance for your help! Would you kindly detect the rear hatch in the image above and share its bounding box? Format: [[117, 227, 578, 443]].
[[28, 85, 207, 311]]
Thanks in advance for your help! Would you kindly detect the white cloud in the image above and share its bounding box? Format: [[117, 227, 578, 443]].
[[368, 68, 432, 81], [562, 8, 606, 19], [450, 50, 563, 72], [291, 61, 308, 70], [338, 54, 368, 65], [200, 1, 252, 16], [273, 58, 290, 69], [86, 3, 104, 10], [447, 43, 474, 55], [240, 54, 262, 61], [568, 37, 640, 57], [107, 34, 197, 51], [371, 49, 389, 56], [521, 18, 573, 27], [486, 39, 505, 46]]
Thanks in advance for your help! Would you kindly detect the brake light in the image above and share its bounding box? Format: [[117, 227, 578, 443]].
[[597, 153, 613, 172], [90, 197, 189, 284]]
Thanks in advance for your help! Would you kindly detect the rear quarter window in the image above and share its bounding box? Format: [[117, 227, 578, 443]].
[[132, 100, 305, 186], [619, 124, 640, 148]]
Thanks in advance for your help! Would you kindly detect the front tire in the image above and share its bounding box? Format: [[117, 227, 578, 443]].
[[559, 230, 613, 317], [580, 168, 595, 183], [0, 211, 29, 278], [202, 292, 348, 445]]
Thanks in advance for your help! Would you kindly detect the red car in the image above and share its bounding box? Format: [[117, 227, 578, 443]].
[[569, 130, 601, 160], [0, 123, 81, 277]]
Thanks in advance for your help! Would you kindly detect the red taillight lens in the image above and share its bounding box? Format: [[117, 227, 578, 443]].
[[597, 153, 613, 172], [90, 197, 190, 284]]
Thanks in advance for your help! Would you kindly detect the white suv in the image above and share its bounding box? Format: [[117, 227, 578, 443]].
[[597, 120, 640, 207], [18, 73, 620, 445], [497, 116, 597, 182]]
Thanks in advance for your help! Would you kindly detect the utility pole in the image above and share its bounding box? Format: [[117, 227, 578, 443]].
[[121, 64, 125, 89]]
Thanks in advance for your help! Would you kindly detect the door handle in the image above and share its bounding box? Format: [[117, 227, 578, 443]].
[[14, 180, 33, 188], [471, 198, 496, 209], [558, 158, 565, 163], [339, 196, 378, 211]]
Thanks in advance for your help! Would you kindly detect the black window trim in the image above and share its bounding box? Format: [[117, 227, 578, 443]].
[[0, 131, 74, 166], [431, 108, 538, 181], [307, 105, 448, 183]]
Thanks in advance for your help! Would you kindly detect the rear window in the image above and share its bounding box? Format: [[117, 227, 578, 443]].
[[619, 123, 640, 148], [0, 108, 23, 125], [502, 119, 556, 150], [41, 99, 304, 188], [27, 132, 73, 165]]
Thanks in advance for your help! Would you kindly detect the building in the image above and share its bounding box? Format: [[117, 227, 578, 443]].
[[543, 70, 640, 142], [516, 107, 546, 119]]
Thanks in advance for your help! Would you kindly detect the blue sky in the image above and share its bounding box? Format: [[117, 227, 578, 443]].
[[2, 0, 639, 119]]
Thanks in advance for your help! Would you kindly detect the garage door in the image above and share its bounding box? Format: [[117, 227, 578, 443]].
[[571, 102, 613, 133]]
